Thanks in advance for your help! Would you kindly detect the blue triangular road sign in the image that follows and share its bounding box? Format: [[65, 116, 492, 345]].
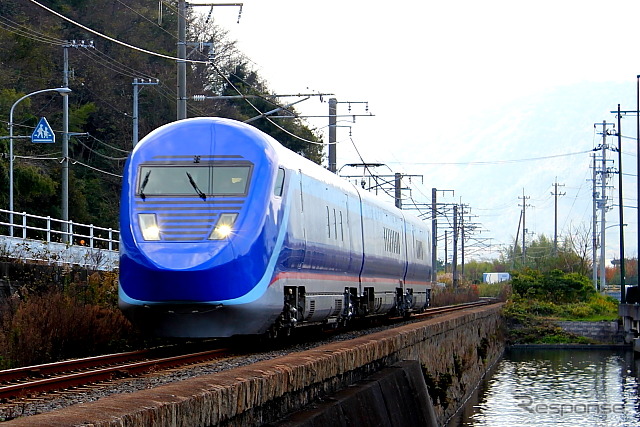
[[31, 117, 55, 143]]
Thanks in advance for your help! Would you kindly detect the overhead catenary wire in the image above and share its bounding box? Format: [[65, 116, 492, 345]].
[[26, 0, 329, 146], [387, 150, 591, 166]]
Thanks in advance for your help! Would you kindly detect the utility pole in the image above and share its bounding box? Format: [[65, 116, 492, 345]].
[[132, 78, 160, 147], [453, 205, 458, 288], [601, 123, 607, 291], [328, 98, 337, 173], [394, 173, 402, 209], [177, 0, 187, 120], [432, 188, 437, 283], [444, 230, 448, 274], [62, 40, 93, 242], [592, 153, 598, 289], [512, 210, 523, 269], [460, 206, 465, 276], [62, 43, 69, 241], [518, 190, 531, 265], [327, 99, 372, 173], [460, 207, 478, 278], [176, 2, 242, 120], [617, 104, 626, 301], [551, 178, 565, 255], [594, 120, 615, 291], [431, 189, 454, 284]]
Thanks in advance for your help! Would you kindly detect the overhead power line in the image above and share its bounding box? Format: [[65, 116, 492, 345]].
[[28, 0, 324, 146], [27, 0, 209, 65], [388, 150, 592, 166]]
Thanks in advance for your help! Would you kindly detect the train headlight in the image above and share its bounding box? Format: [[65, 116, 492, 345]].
[[209, 213, 238, 240], [138, 213, 161, 241]]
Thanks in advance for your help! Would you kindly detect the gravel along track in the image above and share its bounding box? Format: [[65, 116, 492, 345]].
[[0, 303, 488, 421]]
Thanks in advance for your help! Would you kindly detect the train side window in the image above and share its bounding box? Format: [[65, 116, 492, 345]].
[[274, 168, 285, 196], [333, 209, 337, 239], [339, 211, 344, 241]]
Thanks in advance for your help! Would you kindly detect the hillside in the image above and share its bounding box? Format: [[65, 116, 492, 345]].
[[0, 0, 322, 229]]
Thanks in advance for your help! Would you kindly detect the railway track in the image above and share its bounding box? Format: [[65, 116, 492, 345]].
[[0, 299, 494, 403], [0, 345, 228, 401], [414, 299, 493, 318]]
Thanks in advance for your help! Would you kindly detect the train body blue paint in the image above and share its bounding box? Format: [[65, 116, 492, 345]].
[[119, 117, 432, 337]]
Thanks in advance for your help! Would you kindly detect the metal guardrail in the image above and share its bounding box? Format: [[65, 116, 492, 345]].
[[0, 209, 119, 271]]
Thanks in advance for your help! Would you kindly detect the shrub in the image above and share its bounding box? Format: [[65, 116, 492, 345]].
[[511, 268, 594, 303], [564, 304, 593, 319], [0, 263, 145, 368], [0, 289, 136, 368], [476, 282, 511, 300]]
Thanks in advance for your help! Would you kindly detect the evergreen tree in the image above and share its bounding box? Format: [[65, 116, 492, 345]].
[[0, 0, 323, 229]]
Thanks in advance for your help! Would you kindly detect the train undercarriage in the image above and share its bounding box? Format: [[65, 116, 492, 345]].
[[268, 285, 431, 339]]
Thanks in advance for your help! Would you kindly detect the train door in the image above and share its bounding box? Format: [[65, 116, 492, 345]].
[[296, 169, 307, 269]]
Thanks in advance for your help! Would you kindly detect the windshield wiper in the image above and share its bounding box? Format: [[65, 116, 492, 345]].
[[186, 172, 207, 201], [139, 170, 151, 201]]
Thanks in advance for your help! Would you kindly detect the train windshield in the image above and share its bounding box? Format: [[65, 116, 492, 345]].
[[137, 164, 252, 197]]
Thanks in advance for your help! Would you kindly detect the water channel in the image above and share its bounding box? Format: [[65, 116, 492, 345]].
[[447, 346, 640, 427]]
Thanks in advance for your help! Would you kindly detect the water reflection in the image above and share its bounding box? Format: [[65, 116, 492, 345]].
[[448, 347, 640, 427]]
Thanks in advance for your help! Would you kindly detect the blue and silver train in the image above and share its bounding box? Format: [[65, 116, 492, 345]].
[[118, 117, 432, 338]]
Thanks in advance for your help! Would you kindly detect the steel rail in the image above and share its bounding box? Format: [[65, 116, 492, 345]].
[[0, 348, 228, 400]]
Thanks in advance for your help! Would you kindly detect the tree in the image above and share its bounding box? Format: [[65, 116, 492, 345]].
[[501, 230, 591, 275], [0, 0, 324, 229]]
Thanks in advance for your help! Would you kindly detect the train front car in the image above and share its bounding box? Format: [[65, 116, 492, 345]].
[[119, 118, 286, 337]]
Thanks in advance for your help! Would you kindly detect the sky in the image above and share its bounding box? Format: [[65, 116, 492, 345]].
[[195, 0, 640, 266]]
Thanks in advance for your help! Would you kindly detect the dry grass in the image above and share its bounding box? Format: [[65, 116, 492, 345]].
[[0, 265, 139, 368]]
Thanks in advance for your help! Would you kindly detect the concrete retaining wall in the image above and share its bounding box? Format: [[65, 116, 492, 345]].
[[556, 320, 624, 344], [5, 303, 505, 427], [272, 361, 438, 427]]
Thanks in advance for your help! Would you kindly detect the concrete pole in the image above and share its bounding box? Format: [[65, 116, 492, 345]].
[[453, 205, 458, 288], [522, 189, 526, 265], [617, 105, 626, 301], [177, 0, 187, 120], [394, 173, 402, 209], [444, 230, 448, 273], [62, 46, 70, 242], [431, 188, 437, 284], [328, 98, 337, 173], [133, 78, 139, 147], [553, 182, 557, 254], [460, 209, 465, 277], [600, 122, 607, 291], [592, 153, 598, 289]]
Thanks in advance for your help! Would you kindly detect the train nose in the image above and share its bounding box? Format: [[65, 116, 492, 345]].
[[138, 242, 232, 270]]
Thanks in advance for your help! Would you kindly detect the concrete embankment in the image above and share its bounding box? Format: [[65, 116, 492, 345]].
[[5, 303, 505, 427], [556, 320, 624, 344]]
